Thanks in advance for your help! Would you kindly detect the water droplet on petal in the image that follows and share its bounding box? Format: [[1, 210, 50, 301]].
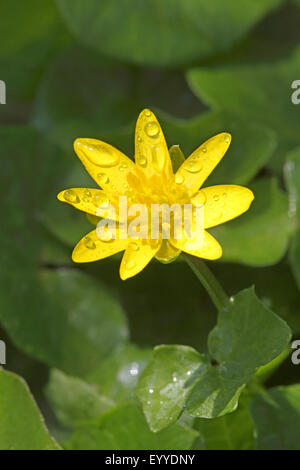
[[175, 174, 184, 185], [82, 142, 120, 167], [144, 121, 159, 138], [152, 144, 165, 172], [119, 163, 128, 172], [64, 189, 79, 204], [224, 134, 230, 143], [128, 242, 139, 251], [137, 156, 147, 167], [213, 194, 219, 201], [84, 236, 96, 249], [223, 192, 227, 198], [191, 191, 206, 206], [84, 189, 92, 198], [202, 146, 207, 153], [124, 259, 136, 270], [186, 159, 203, 173], [93, 193, 109, 207], [97, 173, 109, 186], [98, 228, 114, 242], [144, 109, 151, 117]]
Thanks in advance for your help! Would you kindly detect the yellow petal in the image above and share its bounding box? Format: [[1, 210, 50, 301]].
[[134, 109, 173, 181], [155, 240, 181, 263], [72, 229, 128, 263], [73, 138, 136, 194], [120, 238, 162, 280], [57, 188, 118, 219], [175, 133, 231, 196], [196, 185, 254, 229], [171, 230, 222, 260]]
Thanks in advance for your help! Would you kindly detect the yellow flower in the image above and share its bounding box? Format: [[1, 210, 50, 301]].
[[57, 109, 254, 280]]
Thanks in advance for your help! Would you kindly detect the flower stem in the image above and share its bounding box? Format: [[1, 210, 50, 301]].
[[183, 253, 230, 311]]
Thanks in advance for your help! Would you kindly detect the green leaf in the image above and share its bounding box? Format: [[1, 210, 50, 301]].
[[87, 343, 152, 402], [137, 345, 209, 432], [0, 0, 70, 102], [210, 178, 292, 266], [194, 393, 254, 450], [0, 369, 59, 450], [161, 110, 277, 186], [37, 268, 128, 376], [284, 146, 300, 287], [55, 0, 283, 66], [0, 126, 128, 375], [214, 261, 300, 335], [138, 288, 291, 430], [33, 47, 136, 154], [187, 47, 300, 170], [67, 403, 199, 450], [187, 287, 291, 418], [255, 347, 291, 384], [46, 369, 114, 428], [250, 384, 300, 450]]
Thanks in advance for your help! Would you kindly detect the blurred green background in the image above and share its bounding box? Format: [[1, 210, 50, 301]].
[[1, 0, 300, 450]]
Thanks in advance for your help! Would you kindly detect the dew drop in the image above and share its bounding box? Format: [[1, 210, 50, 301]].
[[144, 121, 159, 138], [124, 257, 136, 270], [202, 146, 207, 153], [84, 189, 92, 198], [137, 156, 147, 167], [191, 191, 207, 206], [97, 173, 109, 186], [84, 236, 96, 249], [119, 163, 128, 172], [152, 144, 165, 172], [128, 242, 139, 251], [186, 159, 203, 174], [83, 143, 120, 167], [224, 134, 230, 143], [93, 193, 109, 207], [63, 189, 79, 204], [144, 109, 151, 117], [98, 230, 114, 242], [223, 192, 227, 198], [175, 173, 184, 185], [213, 194, 219, 201], [129, 363, 139, 376]]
